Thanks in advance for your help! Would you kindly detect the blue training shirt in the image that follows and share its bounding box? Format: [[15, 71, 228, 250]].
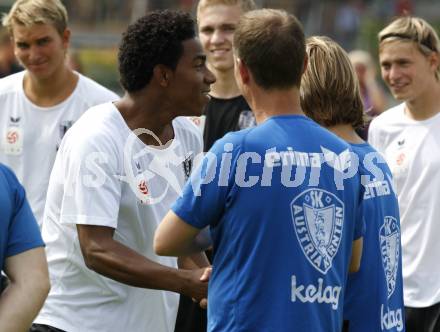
[[173, 115, 364, 332], [0, 164, 44, 271], [344, 143, 405, 332]]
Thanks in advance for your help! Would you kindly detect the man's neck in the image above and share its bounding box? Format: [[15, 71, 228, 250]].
[[246, 86, 304, 124], [328, 124, 364, 144], [23, 66, 78, 107], [405, 81, 440, 121], [209, 67, 241, 99], [115, 92, 176, 147]]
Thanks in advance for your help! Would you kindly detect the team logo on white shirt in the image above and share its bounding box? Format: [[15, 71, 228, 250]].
[[4, 128, 23, 155], [183, 155, 193, 181], [291, 189, 344, 274], [380, 216, 400, 298], [56, 120, 74, 151], [3, 116, 22, 155], [9, 116, 20, 124], [59, 120, 74, 139], [120, 128, 194, 204], [237, 110, 256, 129]]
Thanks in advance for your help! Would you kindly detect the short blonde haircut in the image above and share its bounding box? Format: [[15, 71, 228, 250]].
[[196, 0, 256, 20], [300, 36, 364, 129], [378, 16, 440, 80], [234, 9, 305, 89], [2, 0, 68, 35]]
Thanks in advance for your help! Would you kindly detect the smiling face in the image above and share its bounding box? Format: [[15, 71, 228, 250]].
[[167, 38, 216, 117], [198, 4, 242, 74], [12, 22, 69, 80], [379, 40, 439, 102]]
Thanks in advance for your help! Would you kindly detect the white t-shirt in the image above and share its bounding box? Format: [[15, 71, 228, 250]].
[[0, 71, 118, 225], [36, 102, 203, 332], [369, 103, 440, 307]]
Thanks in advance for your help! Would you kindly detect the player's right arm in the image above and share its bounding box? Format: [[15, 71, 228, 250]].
[[77, 224, 209, 301]]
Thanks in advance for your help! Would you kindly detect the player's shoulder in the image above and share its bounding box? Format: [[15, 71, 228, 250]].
[[60, 103, 125, 161], [205, 126, 256, 157], [224, 126, 254, 144], [350, 142, 388, 172], [0, 163, 14, 180], [0, 71, 24, 97], [312, 120, 351, 150], [76, 73, 119, 103], [350, 142, 377, 157], [370, 103, 405, 130], [0, 163, 21, 193], [289, 115, 352, 153], [67, 102, 122, 141], [77, 100, 119, 125]]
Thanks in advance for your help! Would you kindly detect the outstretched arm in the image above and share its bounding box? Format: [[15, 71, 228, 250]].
[[77, 224, 209, 301], [154, 210, 208, 257], [0, 247, 50, 332]]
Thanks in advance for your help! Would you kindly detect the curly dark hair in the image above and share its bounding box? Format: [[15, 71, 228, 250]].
[[118, 10, 196, 92]]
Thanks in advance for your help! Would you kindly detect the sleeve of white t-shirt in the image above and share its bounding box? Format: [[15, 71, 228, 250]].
[[56, 130, 122, 228]]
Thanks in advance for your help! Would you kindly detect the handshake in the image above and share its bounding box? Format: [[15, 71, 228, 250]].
[[184, 266, 212, 309]]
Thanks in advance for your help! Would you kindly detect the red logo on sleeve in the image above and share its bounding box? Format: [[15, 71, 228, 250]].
[[7, 130, 18, 144]]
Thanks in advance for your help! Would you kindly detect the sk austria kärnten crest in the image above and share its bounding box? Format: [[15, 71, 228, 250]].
[[379, 216, 400, 298], [291, 189, 344, 274]]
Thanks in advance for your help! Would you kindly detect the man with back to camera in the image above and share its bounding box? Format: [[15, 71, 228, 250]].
[[155, 9, 365, 332], [0, 0, 118, 227], [197, 0, 257, 152], [175, 2, 257, 331], [32, 10, 215, 332], [369, 16, 440, 332], [300, 35, 405, 332], [0, 164, 50, 331]]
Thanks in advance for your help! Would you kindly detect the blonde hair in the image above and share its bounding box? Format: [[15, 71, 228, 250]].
[[2, 0, 68, 35], [196, 0, 256, 20], [300, 36, 364, 128], [379, 16, 440, 80]]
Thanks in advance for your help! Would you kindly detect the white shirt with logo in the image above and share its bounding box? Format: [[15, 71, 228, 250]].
[[369, 103, 440, 307], [0, 71, 118, 226], [35, 102, 203, 332]]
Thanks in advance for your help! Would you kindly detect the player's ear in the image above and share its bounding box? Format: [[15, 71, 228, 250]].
[[153, 65, 172, 87], [428, 51, 440, 76], [62, 28, 71, 49], [236, 58, 250, 84]]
